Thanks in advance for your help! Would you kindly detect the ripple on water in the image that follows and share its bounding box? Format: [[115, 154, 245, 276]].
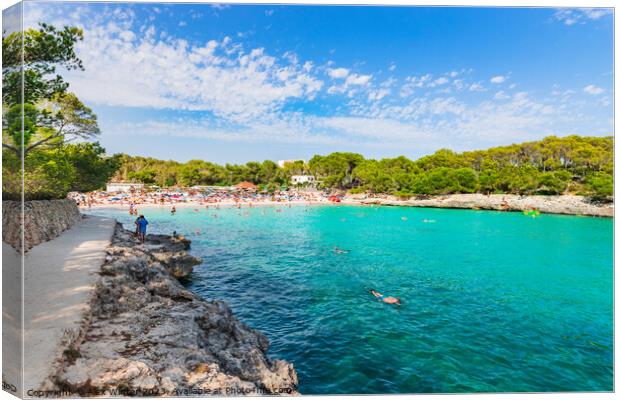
[[88, 205, 613, 394]]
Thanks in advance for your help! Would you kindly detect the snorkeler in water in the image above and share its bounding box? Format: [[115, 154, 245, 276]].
[[333, 247, 350, 254], [369, 289, 401, 305]]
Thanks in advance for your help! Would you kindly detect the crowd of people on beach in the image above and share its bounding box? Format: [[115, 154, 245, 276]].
[[68, 187, 340, 209]]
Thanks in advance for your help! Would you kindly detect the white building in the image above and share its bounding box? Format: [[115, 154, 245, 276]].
[[277, 159, 305, 168], [106, 182, 145, 193], [291, 175, 316, 185]]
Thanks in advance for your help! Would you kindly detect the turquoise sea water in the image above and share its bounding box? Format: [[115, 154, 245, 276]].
[[89, 205, 613, 394]]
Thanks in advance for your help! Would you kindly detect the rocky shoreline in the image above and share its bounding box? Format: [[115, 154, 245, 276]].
[[46, 224, 298, 396], [347, 194, 613, 217]]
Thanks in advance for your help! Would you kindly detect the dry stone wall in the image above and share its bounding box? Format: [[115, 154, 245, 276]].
[[2, 200, 81, 251]]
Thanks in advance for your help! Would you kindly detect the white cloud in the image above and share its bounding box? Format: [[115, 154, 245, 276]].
[[494, 91, 510, 100], [399, 74, 433, 97], [554, 8, 612, 25], [60, 26, 325, 125], [433, 77, 449, 86], [582, 8, 613, 20], [368, 88, 390, 101], [583, 84, 604, 95], [328, 67, 350, 79], [118, 30, 135, 41], [327, 86, 340, 95], [326, 69, 372, 97], [318, 117, 430, 141], [109, 116, 341, 146], [345, 73, 371, 86], [555, 10, 579, 25], [111, 89, 579, 151], [452, 80, 465, 90], [469, 82, 485, 92], [490, 75, 506, 84], [340, 89, 572, 149]]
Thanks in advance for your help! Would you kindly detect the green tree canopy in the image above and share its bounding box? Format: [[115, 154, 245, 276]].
[[3, 23, 84, 105], [108, 135, 613, 202], [2, 23, 107, 200]]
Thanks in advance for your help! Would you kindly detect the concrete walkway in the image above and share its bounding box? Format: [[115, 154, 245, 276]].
[[23, 214, 115, 393], [3, 242, 23, 396]]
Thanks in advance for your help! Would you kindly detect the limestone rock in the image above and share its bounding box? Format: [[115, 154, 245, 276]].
[[358, 194, 613, 217], [51, 224, 298, 396]]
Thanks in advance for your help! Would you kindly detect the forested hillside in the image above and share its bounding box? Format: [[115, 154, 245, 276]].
[[113, 135, 612, 200]]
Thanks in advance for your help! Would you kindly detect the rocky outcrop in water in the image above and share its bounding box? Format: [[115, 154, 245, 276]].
[[351, 194, 613, 217], [2, 199, 81, 251], [48, 225, 298, 396]]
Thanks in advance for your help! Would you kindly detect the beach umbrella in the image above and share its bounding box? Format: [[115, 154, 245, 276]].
[[235, 181, 258, 190]]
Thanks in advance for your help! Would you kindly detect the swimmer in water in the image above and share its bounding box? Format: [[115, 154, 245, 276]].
[[333, 247, 350, 254], [171, 206, 176, 215], [369, 289, 401, 305]]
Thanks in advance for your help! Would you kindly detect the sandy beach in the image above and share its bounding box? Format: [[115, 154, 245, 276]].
[[76, 192, 613, 218]]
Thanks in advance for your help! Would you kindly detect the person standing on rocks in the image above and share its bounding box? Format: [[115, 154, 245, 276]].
[[135, 215, 149, 243]]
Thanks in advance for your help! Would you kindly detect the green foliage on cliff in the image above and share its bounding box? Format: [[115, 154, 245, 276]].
[[113, 135, 612, 200]]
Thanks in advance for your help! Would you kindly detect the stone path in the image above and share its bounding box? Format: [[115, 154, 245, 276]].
[[22, 214, 115, 393]]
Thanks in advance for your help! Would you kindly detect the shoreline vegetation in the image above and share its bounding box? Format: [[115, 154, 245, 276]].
[[68, 134, 614, 219], [109, 135, 613, 202], [47, 223, 297, 396]]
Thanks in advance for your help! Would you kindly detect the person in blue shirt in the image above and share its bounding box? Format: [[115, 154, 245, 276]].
[[135, 215, 149, 243]]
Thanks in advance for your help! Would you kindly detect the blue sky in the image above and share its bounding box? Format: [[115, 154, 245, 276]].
[[16, 2, 614, 163]]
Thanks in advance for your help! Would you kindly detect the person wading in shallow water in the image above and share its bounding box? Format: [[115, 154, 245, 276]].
[[135, 215, 149, 243], [369, 289, 401, 305]]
